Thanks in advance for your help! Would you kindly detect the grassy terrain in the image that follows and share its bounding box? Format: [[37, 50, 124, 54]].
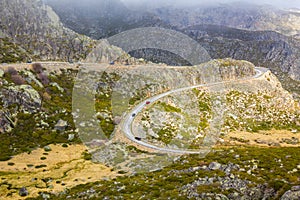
[[28, 146, 300, 200], [0, 144, 114, 199], [0, 66, 80, 161], [139, 87, 299, 148], [0, 65, 160, 160], [0, 64, 299, 199]]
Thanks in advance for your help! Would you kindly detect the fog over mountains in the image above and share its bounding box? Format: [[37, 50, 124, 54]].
[[121, 0, 300, 9], [43, 0, 300, 95], [1, 0, 300, 92]]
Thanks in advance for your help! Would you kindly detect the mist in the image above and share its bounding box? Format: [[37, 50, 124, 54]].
[[121, 0, 300, 9]]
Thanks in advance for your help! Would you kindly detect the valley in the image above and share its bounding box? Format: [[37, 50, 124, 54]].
[[0, 0, 300, 199]]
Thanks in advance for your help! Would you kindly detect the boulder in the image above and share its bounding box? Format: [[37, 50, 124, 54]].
[[54, 119, 68, 131], [68, 134, 75, 141], [112, 116, 122, 125], [292, 186, 300, 191], [43, 145, 52, 152], [23, 70, 43, 88], [208, 162, 222, 170]]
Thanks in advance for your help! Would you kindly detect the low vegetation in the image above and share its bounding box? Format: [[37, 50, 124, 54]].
[[28, 147, 300, 200], [0, 63, 299, 199], [0, 66, 80, 161], [0, 38, 31, 63]]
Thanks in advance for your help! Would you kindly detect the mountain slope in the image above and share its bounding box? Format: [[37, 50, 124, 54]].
[[128, 24, 300, 94], [0, 0, 95, 62], [183, 25, 300, 93]]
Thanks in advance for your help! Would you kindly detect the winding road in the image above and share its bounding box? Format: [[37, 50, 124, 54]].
[[120, 67, 269, 154]]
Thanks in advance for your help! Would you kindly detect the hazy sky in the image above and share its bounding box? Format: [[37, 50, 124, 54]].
[[121, 0, 300, 9]]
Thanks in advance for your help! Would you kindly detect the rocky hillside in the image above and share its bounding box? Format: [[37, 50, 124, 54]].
[[0, 60, 299, 199], [133, 64, 299, 150], [2, 0, 300, 88], [0, 59, 259, 160], [185, 25, 300, 83], [130, 25, 300, 95], [0, 0, 95, 62], [2, 61, 295, 200], [0, 63, 80, 161]]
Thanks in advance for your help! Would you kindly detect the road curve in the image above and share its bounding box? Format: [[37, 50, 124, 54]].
[[120, 67, 269, 154]]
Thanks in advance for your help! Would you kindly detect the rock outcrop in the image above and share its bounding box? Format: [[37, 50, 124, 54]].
[[1, 85, 41, 113]]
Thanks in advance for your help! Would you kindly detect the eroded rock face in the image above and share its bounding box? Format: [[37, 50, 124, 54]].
[[290, 59, 300, 81], [1, 85, 41, 113]]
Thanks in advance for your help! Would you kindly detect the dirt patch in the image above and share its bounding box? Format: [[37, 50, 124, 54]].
[[0, 144, 116, 199], [221, 130, 300, 147]]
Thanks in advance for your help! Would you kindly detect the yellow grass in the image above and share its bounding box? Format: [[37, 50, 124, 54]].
[[0, 144, 116, 199], [222, 130, 300, 147]]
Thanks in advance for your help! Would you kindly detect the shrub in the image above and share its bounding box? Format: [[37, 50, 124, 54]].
[[42, 92, 52, 101], [11, 74, 25, 85], [62, 143, 68, 148], [6, 67, 18, 75], [32, 63, 44, 74], [269, 180, 286, 191], [82, 151, 92, 160], [37, 73, 49, 85], [35, 164, 47, 169]]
